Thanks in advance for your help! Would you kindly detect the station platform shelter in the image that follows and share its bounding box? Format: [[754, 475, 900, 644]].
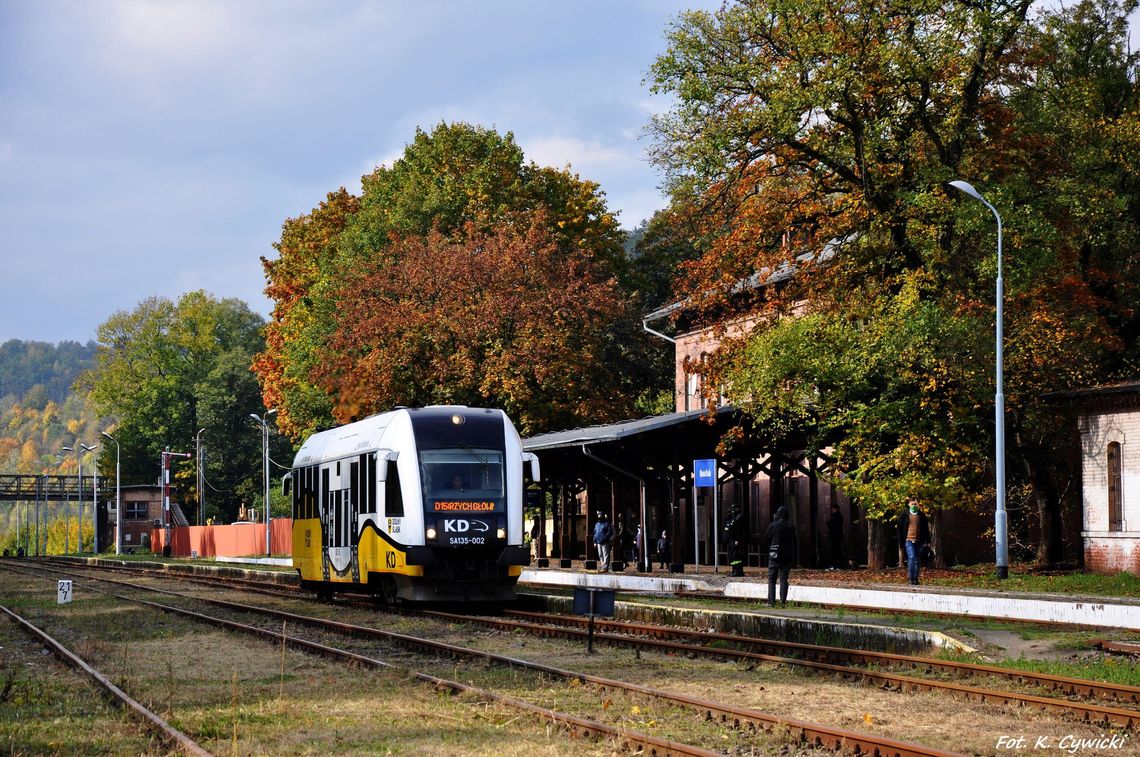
[[521, 407, 867, 571]]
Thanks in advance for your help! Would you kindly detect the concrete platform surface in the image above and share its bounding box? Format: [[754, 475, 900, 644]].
[[520, 567, 1140, 631]]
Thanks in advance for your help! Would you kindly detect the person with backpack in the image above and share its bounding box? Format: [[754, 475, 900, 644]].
[[592, 512, 614, 572], [764, 505, 797, 606]]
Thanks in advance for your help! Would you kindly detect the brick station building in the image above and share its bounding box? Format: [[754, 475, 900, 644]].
[[1052, 381, 1140, 573]]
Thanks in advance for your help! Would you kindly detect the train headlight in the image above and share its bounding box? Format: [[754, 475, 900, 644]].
[[497, 527, 506, 539], [426, 527, 437, 540]]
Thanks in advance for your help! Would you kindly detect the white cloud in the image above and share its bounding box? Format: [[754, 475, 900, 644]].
[[523, 136, 639, 173], [108, 0, 234, 63]]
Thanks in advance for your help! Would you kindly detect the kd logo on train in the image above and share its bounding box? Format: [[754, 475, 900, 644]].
[[443, 519, 489, 533]]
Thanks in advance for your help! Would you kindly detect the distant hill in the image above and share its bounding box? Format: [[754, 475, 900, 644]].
[[0, 339, 97, 404]]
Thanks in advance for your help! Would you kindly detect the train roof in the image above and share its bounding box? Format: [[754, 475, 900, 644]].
[[291, 406, 506, 468]]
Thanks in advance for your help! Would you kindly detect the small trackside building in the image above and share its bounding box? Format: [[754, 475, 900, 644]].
[[1054, 381, 1140, 573]]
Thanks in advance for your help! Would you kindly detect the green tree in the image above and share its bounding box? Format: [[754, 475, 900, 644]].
[[83, 291, 274, 523]]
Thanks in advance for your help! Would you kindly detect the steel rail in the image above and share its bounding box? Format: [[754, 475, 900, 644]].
[[22, 560, 1140, 712], [503, 609, 1140, 704], [113, 594, 719, 757], [420, 609, 1140, 729], [1, 567, 717, 757], [0, 604, 211, 756], [119, 592, 964, 757], [11, 564, 963, 757], [39, 557, 301, 597]]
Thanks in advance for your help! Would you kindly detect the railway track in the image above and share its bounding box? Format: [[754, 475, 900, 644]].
[[414, 608, 1140, 729], [0, 603, 211, 756], [6, 561, 965, 756], [29, 560, 1140, 712], [18, 558, 1140, 747], [496, 609, 1140, 705]]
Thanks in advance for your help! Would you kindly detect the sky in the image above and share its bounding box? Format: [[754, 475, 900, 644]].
[[0, 0, 717, 344], [1, 1, 1136, 345]]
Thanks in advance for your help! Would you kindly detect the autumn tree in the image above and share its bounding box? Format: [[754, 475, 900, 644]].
[[650, 0, 1139, 565], [258, 122, 663, 440], [320, 215, 630, 435]]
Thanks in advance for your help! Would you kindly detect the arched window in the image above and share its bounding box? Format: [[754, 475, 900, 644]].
[[1108, 441, 1123, 531]]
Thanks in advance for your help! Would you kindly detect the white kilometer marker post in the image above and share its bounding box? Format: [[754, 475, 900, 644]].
[[57, 579, 73, 604]]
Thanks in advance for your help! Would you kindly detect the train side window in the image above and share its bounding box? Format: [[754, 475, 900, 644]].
[[321, 468, 330, 518], [366, 453, 377, 514], [357, 451, 376, 510], [291, 469, 300, 519], [385, 460, 404, 517], [350, 460, 360, 513], [307, 466, 316, 519]]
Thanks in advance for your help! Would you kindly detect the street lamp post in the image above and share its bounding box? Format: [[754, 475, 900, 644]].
[[250, 409, 277, 557], [195, 428, 206, 526], [80, 444, 97, 552], [949, 179, 1009, 580], [101, 432, 121, 555]]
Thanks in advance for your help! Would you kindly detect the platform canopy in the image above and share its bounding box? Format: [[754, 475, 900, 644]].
[[520, 406, 766, 496]]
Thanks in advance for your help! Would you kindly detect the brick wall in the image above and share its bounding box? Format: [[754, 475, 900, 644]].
[[1080, 405, 1140, 573], [1085, 535, 1140, 574], [673, 315, 760, 412]]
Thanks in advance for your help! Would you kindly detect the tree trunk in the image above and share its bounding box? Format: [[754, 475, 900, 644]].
[[1029, 460, 1065, 566], [929, 509, 946, 569], [866, 519, 889, 570]]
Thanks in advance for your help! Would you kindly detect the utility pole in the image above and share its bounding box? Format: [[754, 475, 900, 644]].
[[250, 410, 277, 556], [196, 428, 206, 526], [161, 449, 192, 557]]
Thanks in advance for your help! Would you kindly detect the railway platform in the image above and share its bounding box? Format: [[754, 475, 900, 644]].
[[518, 563, 1140, 632]]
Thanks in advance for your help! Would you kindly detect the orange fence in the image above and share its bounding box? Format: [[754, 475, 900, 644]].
[[150, 519, 294, 558]]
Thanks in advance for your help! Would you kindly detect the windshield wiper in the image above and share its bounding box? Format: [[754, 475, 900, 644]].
[[458, 443, 488, 468]]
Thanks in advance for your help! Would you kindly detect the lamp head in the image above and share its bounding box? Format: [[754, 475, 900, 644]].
[[81, 443, 98, 452], [61, 446, 74, 452], [949, 180, 984, 202], [266, 408, 278, 417], [100, 431, 115, 442]]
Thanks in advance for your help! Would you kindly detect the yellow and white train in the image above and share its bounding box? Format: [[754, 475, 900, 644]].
[[286, 406, 539, 602]]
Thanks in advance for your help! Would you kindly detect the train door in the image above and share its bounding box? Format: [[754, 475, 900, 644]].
[[353, 454, 377, 539], [322, 460, 353, 575]]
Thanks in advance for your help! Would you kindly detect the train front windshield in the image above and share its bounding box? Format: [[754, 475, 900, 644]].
[[421, 449, 506, 512]]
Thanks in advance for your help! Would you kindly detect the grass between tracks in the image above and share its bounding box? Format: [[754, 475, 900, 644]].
[[6, 566, 1136, 755], [0, 571, 618, 755]]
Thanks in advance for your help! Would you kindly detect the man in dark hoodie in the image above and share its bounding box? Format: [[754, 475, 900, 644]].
[[764, 505, 797, 606]]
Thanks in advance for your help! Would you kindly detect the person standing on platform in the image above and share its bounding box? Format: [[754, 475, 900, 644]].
[[634, 524, 644, 571], [826, 503, 845, 570], [896, 498, 930, 585], [764, 505, 797, 606], [592, 513, 613, 572], [614, 514, 626, 568], [656, 530, 669, 570], [724, 506, 746, 576]]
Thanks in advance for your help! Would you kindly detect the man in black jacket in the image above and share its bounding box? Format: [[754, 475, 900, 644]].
[[724, 506, 746, 577], [764, 505, 797, 606]]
